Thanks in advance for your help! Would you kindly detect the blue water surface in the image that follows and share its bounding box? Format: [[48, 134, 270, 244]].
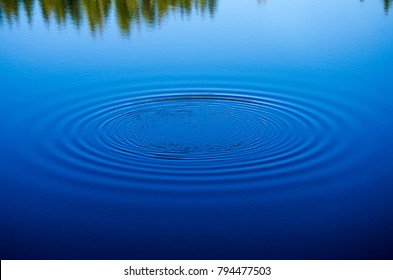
[[1, 0, 393, 259]]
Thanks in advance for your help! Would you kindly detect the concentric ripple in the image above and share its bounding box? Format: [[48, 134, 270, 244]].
[[29, 86, 361, 189]]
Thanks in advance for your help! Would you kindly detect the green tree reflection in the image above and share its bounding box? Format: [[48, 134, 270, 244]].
[[0, 0, 218, 35], [1, 0, 391, 35], [0, 0, 20, 24], [384, 0, 392, 13]]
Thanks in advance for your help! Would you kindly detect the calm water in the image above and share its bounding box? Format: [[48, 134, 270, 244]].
[[1, 0, 393, 259]]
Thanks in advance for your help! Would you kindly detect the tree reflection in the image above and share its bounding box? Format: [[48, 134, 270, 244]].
[[0, 0, 218, 35], [384, 0, 392, 13], [0, 0, 20, 24], [1, 0, 391, 35]]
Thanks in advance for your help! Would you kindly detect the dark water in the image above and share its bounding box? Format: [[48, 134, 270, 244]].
[[1, 0, 393, 259]]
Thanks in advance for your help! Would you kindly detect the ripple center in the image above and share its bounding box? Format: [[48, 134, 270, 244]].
[[98, 95, 268, 160]]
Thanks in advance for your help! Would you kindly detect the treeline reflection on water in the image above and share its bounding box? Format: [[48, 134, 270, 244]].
[[0, 0, 391, 35], [0, 0, 218, 35], [383, 0, 392, 12]]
